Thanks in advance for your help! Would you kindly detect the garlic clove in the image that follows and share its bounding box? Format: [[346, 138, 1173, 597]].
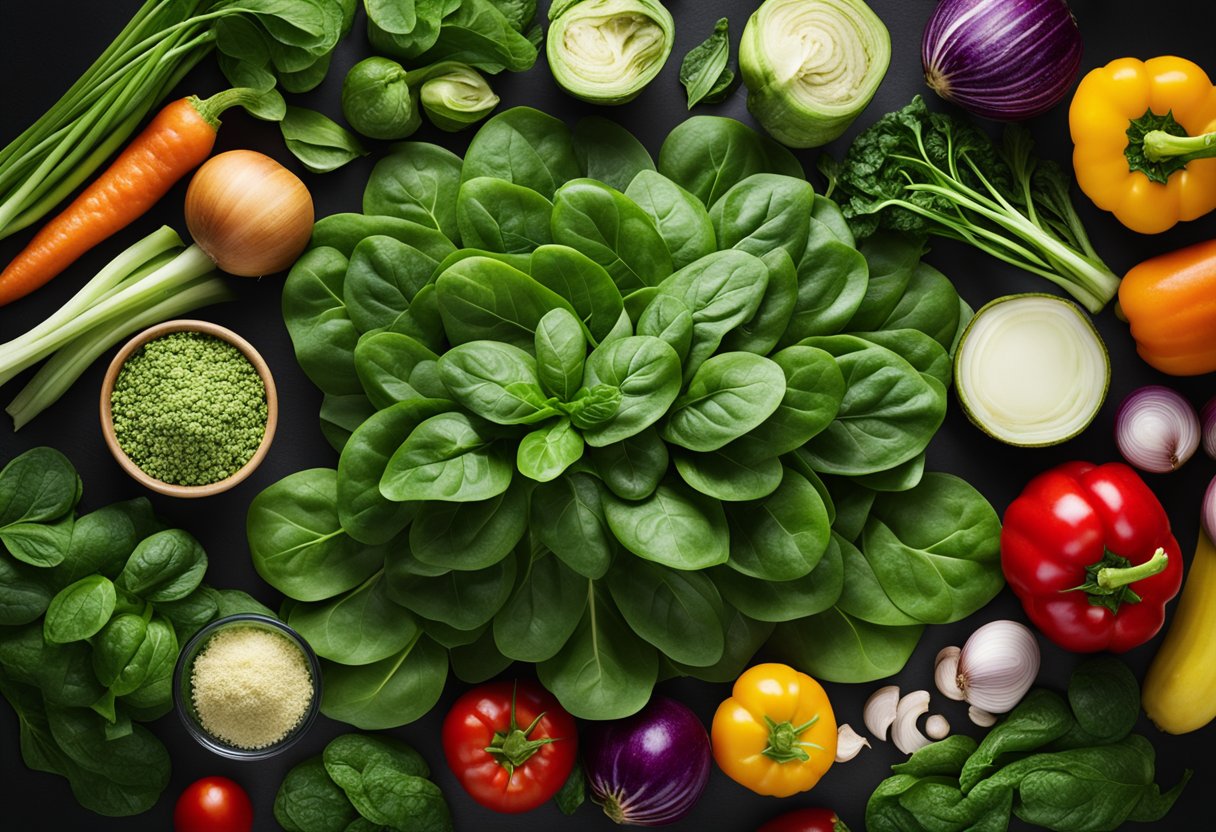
[[892, 690, 931, 755], [957, 620, 1040, 713], [925, 714, 951, 740], [835, 723, 871, 763], [969, 706, 997, 727], [864, 684, 900, 741], [935, 645, 966, 701]]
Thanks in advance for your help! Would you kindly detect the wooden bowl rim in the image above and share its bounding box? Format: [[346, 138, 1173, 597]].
[[99, 319, 278, 499]]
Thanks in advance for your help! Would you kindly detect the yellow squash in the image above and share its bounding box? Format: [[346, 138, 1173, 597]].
[[1142, 529, 1216, 733]]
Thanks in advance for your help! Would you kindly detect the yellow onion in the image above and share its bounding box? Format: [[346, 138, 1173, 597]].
[[185, 150, 314, 277]]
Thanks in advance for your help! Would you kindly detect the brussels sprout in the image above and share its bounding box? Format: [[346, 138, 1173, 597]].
[[546, 0, 675, 105], [341, 56, 421, 140], [420, 63, 500, 131], [740, 0, 891, 148]]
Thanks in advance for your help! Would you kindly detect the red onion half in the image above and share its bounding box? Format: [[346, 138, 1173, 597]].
[[1115, 386, 1200, 474], [583, 697, 711, 826], [922, 0, 1083, 120]]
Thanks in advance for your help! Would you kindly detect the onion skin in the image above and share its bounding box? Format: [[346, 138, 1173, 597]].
[[185, 150, 314, 277], [922, 0, 1082, 121], [583, 697, 711, 826]]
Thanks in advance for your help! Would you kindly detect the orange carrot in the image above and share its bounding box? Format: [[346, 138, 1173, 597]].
[[0, 88, 261, 307]]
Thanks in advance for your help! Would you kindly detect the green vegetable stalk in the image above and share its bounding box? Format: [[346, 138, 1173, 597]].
[[822, 97, 1121, 313]]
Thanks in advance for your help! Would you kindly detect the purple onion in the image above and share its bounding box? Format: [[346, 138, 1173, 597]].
[[1115, 385, 1200, 473], [582, 697, 711, 826], [1202, 397, 1216, 460], [1205, 475, 1216, 544], [922, 0, 1083, 120]]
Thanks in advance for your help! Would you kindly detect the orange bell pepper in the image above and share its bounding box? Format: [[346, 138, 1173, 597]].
[[711, 663, 837, 798], [1069, 56, 1216, 234], [1119, 239, 1216, 375]]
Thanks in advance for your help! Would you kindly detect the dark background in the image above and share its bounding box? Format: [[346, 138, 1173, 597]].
[[1, 1, 1212, 829]]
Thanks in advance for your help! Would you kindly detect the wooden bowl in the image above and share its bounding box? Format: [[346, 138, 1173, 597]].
[[99, 320, 278, 498]]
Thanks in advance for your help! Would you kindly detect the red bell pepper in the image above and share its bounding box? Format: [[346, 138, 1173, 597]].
[[1001, 461, 1183, 652], [758, 807, 851, 832]]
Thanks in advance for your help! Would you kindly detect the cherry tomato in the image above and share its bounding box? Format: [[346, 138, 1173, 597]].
[[442, 680, 577, 813], [758, 807, 851, 832], [174, 776, 253, 832]]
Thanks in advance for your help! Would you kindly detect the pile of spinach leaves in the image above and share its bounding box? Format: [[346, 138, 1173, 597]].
[[867, 659, 1190, 831], [365, 0, 542, 74], [0, 447, 271, 816], [255, 106, 1003, 723], [275, 733, 452, 832]]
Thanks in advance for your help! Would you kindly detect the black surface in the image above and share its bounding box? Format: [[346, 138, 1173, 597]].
[[1, 1, 1213, 829]]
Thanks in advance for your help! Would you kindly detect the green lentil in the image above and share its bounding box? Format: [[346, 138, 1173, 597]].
[[110, 332, 268, 486]]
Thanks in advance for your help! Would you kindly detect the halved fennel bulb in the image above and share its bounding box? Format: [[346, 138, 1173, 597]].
[[547, 0, 675, 105], [955, 294, 1109, 447], [740, 0, 890, 148]]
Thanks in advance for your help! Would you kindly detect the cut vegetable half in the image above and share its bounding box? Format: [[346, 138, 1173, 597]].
[[547, 0, 676, 105], [740, 0, 891, 148], [954, 294, 1109, 447]]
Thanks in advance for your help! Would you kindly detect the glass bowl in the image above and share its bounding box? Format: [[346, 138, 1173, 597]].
[[174, 613, 321, 760]]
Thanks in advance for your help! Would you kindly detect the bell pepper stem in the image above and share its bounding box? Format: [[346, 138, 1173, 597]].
[[1097, 548, 1168, 591], [1144, 130, 1216, 163], [761, 714, 823, 764]]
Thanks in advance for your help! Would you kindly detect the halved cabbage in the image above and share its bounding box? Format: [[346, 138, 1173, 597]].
[[547, 0, 675, 105], [740, 0, 890, 148]]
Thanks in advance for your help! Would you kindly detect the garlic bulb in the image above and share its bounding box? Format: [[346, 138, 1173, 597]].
[[835, 723, 870, 762], [925, 714, 951, 740], [956, 620, 1040, 713], [892, 690, 931, 755], [864, 685, 900, 740]]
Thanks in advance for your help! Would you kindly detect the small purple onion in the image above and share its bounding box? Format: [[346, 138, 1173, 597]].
[[1115, 386, 1200, 473], [583, 697, 710, 826], [1204, 475, 1216, 543], [922, 0, 1083, 121], [1202, 397, 1216, 460]]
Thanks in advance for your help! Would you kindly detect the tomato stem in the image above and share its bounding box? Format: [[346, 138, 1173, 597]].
[[484, 682, 558, 777]]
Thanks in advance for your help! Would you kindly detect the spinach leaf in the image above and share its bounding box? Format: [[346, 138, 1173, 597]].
[[359, 761, 453, 830], [662, 352, 786, 452], [343, 236, 440, 333], [283, 246, 362, 396], [537, 584, 658, 720], [711, 173, 814, 263], [850, 452, 926, 493], [852, 328, 952, 389], [603, 480, 729, 570], [274, 756, 358, 832], [846, 231, 926, 332], [37, 640, 105, 709], [157, 587, 220, 643], [725, 468, 830, 581], [680, 17, 735, 108], [289, 573, 418, 666], [672, 606, 774, 683], [0, 553, 52, 625], [798, 335, 947, 476], [280, 105, 367, 173], [535, 307, 586, 401], [381, 412, 513, 502], [412, 0, 538, 74], [530, 473, 615, 579], [572, 116, 656, 192], [409, 482, 527, 570], [363, 143, 464, 242], [835, 533, 920, 626], [959, 688, 1076, 793], [437, 341, 556, 425], [772, 605, 924, 683], [715, 535, 843, 622], [43, 576, 116, 644], [722, 249, 798, 355], [461, 107, 579, 199], [673, 447, 783, 502], [324, 732, 429, 785], [624, 170, 717, 270], [0, 447, 80, 567], [436, 256, 579, 349], [385, 547, 517, 630], [311, 213, 456, 261], [607, 558, 725, 667], [320, 634, 448, 730], [554, 761, 586, 815], [457, 176, 554, 253], [517, 418, 584, 482], [529, 244, 624, 344], [339, 399, 450, 545], [493, 547, 587, 662], [1067, 657, 1140, 743], [551, 179, 673, 293], [635, 293, 693, 363], [450, 627, 514, 684], [657, 115, 802, 207], [248, 469, 386, 602], [778, 215, 870, 344], [581, 336, 681, 447], [860, 473, 1003, 625], [588, 428, 668, 501], [115, 529, 207, 602], [91, 613, 153, 699], [892, 735, 980, 778], [49, 500, 161, 587], [873, 261, 962, 350]]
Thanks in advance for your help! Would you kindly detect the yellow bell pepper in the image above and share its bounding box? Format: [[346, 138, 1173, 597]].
[[1069, 56, 1216, 234], [711, 663, 837, 798]]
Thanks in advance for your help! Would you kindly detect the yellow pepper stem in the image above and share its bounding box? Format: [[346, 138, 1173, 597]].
[[1144, 129, 1216, 163], [761, 714, 824, 764]]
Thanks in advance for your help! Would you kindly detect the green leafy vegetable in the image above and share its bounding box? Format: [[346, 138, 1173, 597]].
[[680, 18, 736, 108]]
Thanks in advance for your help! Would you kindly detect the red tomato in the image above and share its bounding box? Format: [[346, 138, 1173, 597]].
[[758, 807, 851, 832], [174, 776, 253, 832], [442, 680, 578, 813]]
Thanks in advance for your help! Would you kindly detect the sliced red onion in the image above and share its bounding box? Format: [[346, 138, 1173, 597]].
[[1204, 476, 1216, 543], [1115, 386, 1200, 473], [1202, 397, 1216, 460], [922, 0, 1082, 120], [583, 697, 710, 826]]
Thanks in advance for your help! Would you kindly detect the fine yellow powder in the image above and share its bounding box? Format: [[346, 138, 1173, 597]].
[[191, 627, 313, 750]]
